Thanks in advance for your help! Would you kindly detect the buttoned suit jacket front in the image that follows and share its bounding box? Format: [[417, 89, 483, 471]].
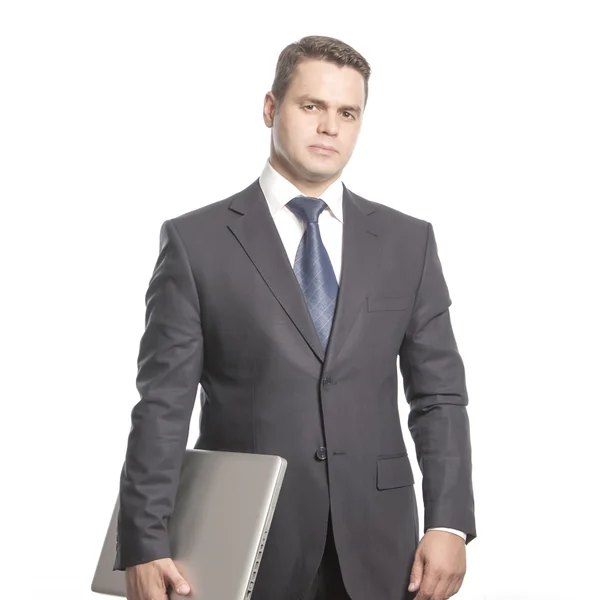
[[113, 178, 476, 600]]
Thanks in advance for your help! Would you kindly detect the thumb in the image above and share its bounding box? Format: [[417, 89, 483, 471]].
[[408, 551, 424, 592], [164, 562, 191, 596]]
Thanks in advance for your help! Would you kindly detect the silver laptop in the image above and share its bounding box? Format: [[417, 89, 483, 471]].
[[91, 449, 287, 599]]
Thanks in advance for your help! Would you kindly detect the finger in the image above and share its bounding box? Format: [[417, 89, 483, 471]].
[[414, 570, 439, 600], [164, 563, 191, 596], [408, 552, 424, 593], [440, 575, 455, 599], [447, 574, 464, 597]]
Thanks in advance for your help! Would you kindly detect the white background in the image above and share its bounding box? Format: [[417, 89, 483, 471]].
[[1, 2, 598, 599]]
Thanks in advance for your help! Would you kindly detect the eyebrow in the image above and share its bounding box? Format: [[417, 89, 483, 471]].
[[297, 94, 362, 117]]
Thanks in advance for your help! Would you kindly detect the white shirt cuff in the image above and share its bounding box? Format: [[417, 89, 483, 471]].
[[426, 527, 467, 541]]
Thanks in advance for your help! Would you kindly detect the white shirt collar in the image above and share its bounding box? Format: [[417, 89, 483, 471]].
[[259, 158, 344, 223]]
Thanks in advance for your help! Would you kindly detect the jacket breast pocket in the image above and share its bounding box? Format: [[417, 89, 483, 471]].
[[376, 453, 415, 490], [367, 294, 414, 312]]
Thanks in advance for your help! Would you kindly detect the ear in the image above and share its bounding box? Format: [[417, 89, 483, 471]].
[[263, 91, 277, 127]]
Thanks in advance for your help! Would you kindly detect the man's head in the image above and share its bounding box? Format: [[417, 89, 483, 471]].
[[263, 35, 371, 195]]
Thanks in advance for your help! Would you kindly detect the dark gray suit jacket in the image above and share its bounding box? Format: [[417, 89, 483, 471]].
[[113, 178, 476, 600]]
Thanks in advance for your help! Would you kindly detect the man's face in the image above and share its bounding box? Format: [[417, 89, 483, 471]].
[[264, 59, 365, 187]]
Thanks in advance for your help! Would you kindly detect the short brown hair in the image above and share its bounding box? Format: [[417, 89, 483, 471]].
[[271, 35, 371, 112]]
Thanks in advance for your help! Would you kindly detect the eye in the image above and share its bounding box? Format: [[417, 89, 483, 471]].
[[342, 111, 355, 120], [304, 105, 317, 111]]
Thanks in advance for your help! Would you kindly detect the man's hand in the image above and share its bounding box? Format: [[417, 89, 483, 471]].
[[408, 530, 466, 599], [125, 557, 191, 599]]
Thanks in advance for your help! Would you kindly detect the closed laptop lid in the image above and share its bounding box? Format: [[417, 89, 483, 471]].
[[91, 449, 287, 599]]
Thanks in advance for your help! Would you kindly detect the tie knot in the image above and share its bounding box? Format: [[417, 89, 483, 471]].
[[286, 196, 327, 224]]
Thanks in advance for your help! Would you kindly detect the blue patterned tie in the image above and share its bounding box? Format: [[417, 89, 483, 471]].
[[286, 195, 339, 350]]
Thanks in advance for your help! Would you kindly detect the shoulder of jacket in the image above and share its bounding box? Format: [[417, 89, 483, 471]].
[[350, 189, 430, 232]]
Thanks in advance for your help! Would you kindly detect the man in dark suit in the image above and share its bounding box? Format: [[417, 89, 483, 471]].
[[113, 35, 476, 600]]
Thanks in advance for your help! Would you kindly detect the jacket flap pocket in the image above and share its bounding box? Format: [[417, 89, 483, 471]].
[[377, 453, 414, 490], [368, 294, 414, 312]]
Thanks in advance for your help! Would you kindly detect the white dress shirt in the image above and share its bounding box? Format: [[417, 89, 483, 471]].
[[258, 158, 466, 543]]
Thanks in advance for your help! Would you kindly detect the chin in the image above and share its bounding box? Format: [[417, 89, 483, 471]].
[[304, 164, 336, 180], [304, 155, 339, 171]]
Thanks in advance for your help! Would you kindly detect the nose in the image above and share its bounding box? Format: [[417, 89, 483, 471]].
[[317, 110, 339, 136]]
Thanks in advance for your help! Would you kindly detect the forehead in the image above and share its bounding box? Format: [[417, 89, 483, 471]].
[[287, 59, 365, 106]]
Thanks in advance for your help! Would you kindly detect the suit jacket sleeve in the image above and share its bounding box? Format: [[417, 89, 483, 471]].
[[113, 219, 204, 570], [399, 221, 476, 544]]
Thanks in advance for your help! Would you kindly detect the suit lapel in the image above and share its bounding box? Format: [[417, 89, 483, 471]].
[[228, 179, 326, 361], [227, 179, 380, 365], [323, 183, 381, 367]]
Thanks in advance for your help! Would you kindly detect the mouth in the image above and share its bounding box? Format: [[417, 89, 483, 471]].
[[309, 144, 337, 155]]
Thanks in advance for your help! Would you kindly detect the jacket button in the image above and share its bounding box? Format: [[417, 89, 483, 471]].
[[323, 377, 332, 385], [315, 446, 327, 461]]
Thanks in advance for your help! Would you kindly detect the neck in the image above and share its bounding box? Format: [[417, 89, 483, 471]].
[[269, 152, 341, 198]]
